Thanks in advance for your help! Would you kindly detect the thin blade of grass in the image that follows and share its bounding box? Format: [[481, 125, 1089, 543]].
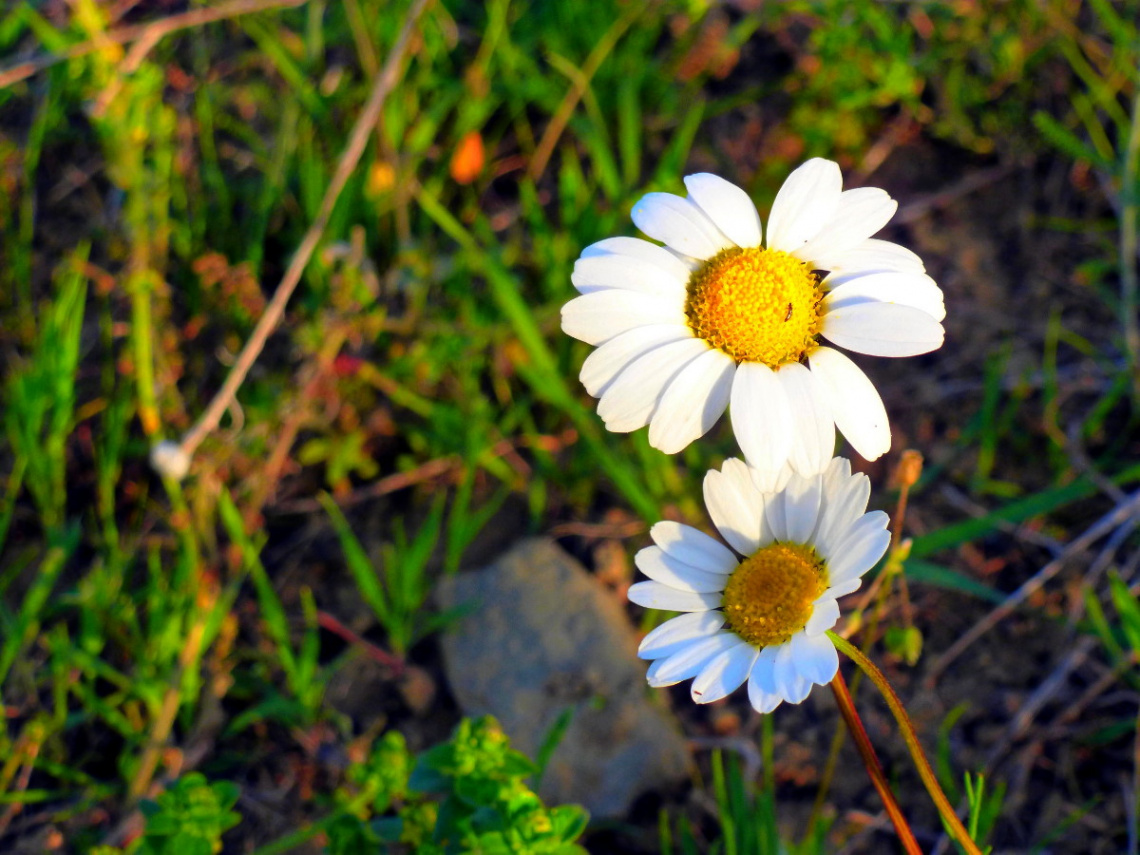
[[318, 491, 393, 628], [0, 527, 78, 690], [910, 461, 1140, 560]]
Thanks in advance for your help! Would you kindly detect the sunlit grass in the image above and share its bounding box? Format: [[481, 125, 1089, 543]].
[[0, 0, 1138, 851]]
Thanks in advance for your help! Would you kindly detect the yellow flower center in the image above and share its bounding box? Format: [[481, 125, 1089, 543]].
[[685, 247, 823, 368], [721, 543, 828, 648]]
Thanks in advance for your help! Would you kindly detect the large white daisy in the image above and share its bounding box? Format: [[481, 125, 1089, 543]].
[[629, 457, 890, 713], [561, 159, 945, 477]]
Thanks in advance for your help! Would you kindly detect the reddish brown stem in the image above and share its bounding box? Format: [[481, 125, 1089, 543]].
[[831, 670, 924, 855]]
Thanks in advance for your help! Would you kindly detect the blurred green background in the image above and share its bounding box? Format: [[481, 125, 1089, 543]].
[[1, 0, 1139, 851]]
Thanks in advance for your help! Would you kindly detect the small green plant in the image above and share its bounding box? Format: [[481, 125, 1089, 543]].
[[781, 0, 1047, 156], [3, 247, 88, 540], [936, 708, 1005, 854], [326, 716, 588, 854], [955, 772, 1004, 855], [220, 488, 326, 727], [1032, 0, 1140, 395], [663, 729, 827, 855], [320, 493, 457, 656], [409, 716, 588, 853], [1085, 572, 1140, 690], [137, 773, 242, 855]]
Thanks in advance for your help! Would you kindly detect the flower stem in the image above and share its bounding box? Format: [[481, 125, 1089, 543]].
[[805, 452, 923, 843], [829, 631, 984, 855], [829, 670, 923, 855]]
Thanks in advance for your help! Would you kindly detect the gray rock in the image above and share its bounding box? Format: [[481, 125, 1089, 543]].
[[437, 537, 692, 818]]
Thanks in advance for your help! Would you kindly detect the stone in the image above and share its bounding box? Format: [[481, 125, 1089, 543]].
[[437, 537, 691, 818]]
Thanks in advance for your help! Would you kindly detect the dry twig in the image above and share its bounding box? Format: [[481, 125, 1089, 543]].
[[527, 3, 643, 181], [170, 0, 435, 468], [894, 163, 1018, 225], [0, 0, 308, 90], [927, 489, 1140, 684], [269, 429, 576, 515]]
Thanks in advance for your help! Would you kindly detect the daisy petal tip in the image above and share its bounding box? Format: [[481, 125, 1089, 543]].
[[682, 173, 764, 248]]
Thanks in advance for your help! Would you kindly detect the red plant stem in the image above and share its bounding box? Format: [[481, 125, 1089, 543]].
[[830, 670, 924, 855], [830, 632, 984, 855]]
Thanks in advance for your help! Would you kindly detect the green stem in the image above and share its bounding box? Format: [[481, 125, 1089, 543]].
[[829, 671, 923, 855], [1120, 86, 1140, 399], [829, 632, 983, 855], [128, 270, 160, 438]]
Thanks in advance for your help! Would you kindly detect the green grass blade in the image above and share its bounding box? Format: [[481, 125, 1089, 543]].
[[904, 559, 1005, 603], [218, 489, 300, 690], [318, 492, 393, 628], [910, 462, 1140, 560], [0, 526, 78, 690]]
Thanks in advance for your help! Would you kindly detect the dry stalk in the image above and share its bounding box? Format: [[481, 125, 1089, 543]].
[[0, 0, 308, 90], [172, 0, 435, 468]]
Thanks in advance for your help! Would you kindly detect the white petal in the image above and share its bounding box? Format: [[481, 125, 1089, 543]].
[[772, 472, 823, 544], [827, 524, 891, 586], [635, 546, 729, 593], [562, 290, 686, 346], [650, 521, 739, 573], [581, 235, 696, 282], [747, 647, 784, 713], [821, 456, 852, 492], [822, 302, 945, 357], [704, 458, 766, 555], [804, 598, 841, 636], [571, 254, 688, 299], [648, 348, 736, 454], [649, 631, 739, 685], [683, 173, 763, 248], [667, 248, 703, 270], [815, 470, 872, 557], [814, 237, 926, 274], [579, 324, 693, 398], [823, 266, 936, 292], [691, 642, 758, 704], [766, 158, 843, 253], [778, 363, 834, 477], [795, 187, 897, 263], [773, 643, 813, 704], [749, 461, 794, 496], [824, 271, 945, 322], [596, 338, 710, 432], [628, 581, 723, 612], [639, 611, 727, 659], [646, 657, 682, 687], [632, 192, 733, 258], [791, 632, 839, 685], [808, 348, 890, 461], [730, 362, 794, 474], [764, 485, 787, 544], [826, 577, 865, 598]]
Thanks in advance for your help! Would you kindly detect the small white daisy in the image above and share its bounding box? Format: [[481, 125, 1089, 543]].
[[561, 159, 945, 477], [629, 457, 890, 713]]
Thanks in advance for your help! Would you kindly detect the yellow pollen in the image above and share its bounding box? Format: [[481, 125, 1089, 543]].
[[685, 247, 823, 368], [721, 543, 828, 648]]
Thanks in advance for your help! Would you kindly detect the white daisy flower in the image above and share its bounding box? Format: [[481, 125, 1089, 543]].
[[561, 159, 945, 477], [629, 457, 890, 713]]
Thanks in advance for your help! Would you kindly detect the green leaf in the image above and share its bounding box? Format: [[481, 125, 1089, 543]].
[[884, 625, 924, 666], [1108, 572, 1140, 654], [549, 805, 589, 842], [1032, 111, 1113, 168], [319, 493, 392, 627], [903, 559, 1004, 603]]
